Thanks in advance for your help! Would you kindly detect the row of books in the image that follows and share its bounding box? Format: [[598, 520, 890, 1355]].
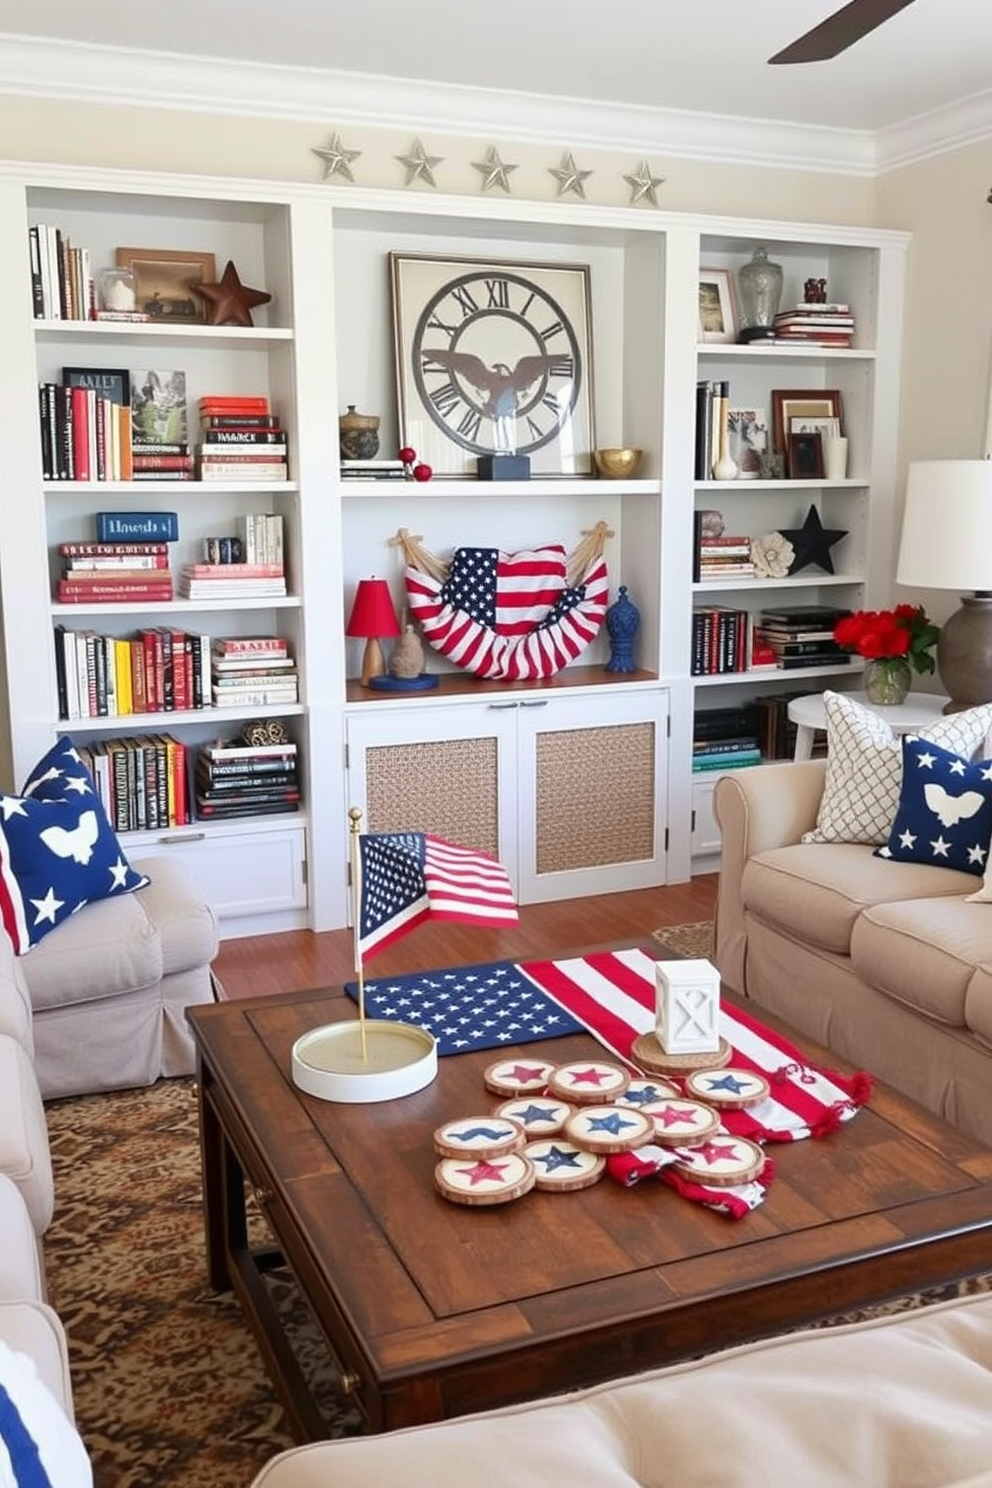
[[53, 627, 296, 718], [38, 382, 133, 482], [29, 224, 95, 322], [77, 733, 190, 833], [754, 602, 853, 669], [692, 703, 761, 772], [176, 513, 286, 599]]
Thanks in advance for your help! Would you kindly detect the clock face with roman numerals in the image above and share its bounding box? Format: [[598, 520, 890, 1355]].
[[392, 255, 594, 476]]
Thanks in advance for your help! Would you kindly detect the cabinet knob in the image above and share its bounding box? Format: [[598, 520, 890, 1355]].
[[487, 700, 520, 710], [338, 1370, 362, 1396]]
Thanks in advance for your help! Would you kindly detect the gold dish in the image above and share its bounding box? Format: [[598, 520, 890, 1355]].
[[594, 447, 643, 479]]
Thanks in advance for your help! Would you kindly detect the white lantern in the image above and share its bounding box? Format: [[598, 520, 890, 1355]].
[[655, 959, 721, 1055]]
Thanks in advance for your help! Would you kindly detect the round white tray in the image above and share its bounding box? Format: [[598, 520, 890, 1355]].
[[291, 1019, 437, 1104]]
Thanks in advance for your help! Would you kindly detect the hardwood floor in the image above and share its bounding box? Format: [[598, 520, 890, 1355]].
[[212, 875, 718, 1000]]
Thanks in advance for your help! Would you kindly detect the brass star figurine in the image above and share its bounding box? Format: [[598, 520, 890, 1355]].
[[624, 159, 665, 207], [191, 260, 272, 328], [548, 151, 593, 199], [472, 145, 518, 194], [396, 138, 443, 188], [311, 131, 362, 183]]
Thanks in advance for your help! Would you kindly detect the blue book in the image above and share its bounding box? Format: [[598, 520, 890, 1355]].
[[96, 511, 179, 542]]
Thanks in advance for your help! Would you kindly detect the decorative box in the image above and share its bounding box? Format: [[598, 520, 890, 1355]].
[[655, 958, 721, 1055]]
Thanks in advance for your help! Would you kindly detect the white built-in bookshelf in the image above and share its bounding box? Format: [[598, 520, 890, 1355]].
[[0, 162, 909, 934]]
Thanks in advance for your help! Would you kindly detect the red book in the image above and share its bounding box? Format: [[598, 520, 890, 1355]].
[[59, 542, 169, 556], [212, 636, 289, 656], [183, 564, 284, 578], [56, 581, 174, 602], [70, 386, 91, 482], [198, 396, 270, 412], [130, 638, 148, 714]]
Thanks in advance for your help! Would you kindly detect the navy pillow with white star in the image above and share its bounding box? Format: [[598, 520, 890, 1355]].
[[874, 734, 992, 877], [0, 736, 148, 953]]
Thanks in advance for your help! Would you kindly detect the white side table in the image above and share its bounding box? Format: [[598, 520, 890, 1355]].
[[787, 691, 949, 761]]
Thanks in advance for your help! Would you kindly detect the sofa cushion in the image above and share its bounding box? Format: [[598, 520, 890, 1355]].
[[0, 1332, 90, 1487], [852, 897, 992, 1025], [743, 842, 973, 956], [0, 1036, 53, 1234], [0, 737, 148, 954], [802, 693, 992, 846], [875, 736, 992, 876]]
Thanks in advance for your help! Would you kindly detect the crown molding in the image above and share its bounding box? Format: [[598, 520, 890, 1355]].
[[0, 32, 988, 177], [874, 86, 992, 171]]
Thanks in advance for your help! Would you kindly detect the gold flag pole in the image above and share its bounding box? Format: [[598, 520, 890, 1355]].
[[348, 806, 368, 1061]]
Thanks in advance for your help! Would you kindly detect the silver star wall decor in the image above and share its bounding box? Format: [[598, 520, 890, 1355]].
[[623, 159, 665, 207], [311, 132, 362, 183], [472, 145, 519, 194], [548, 151, 593, 199], [396, 138, 443, 188]]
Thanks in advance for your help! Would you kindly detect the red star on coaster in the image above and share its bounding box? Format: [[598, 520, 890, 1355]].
[[456, 1159, 512, 1186], [192, 259, 272, 327]]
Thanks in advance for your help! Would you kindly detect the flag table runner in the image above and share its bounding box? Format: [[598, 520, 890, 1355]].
[[344, 947, 872, 1219]]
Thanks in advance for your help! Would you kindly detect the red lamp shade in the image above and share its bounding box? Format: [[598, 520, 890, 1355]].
[[346, 578, 401, 686]]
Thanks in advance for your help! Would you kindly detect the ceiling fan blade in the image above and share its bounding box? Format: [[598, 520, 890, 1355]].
[[769, 0, 916, 64]]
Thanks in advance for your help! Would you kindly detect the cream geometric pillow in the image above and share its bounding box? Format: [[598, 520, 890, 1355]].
[[802, 691, 992, 845]]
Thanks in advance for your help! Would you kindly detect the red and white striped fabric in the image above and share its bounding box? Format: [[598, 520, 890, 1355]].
[[405, 543, 609, 681]]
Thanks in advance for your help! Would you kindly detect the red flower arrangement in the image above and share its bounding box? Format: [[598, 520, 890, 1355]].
[[833, 604, 940, 675]]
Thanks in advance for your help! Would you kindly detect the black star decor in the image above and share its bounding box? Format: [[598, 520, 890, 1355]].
[[780, 504, 847, 575]]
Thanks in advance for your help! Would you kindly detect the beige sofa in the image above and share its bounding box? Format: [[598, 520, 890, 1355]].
[[250, 1292, 992, 1488], [714, 758, 992, 1146]]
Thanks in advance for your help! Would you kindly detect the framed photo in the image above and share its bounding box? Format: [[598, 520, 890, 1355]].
[[771, 389, 843, 462], [61, 365, 130, 407], [727, 406, 767, 479], [788, 429, 825, 480], [390, 252, 595, 477], [698, 267, 737, 344], [115, 247, 216, 323]]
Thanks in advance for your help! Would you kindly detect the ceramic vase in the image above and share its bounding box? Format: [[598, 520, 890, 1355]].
[[339, 406, 380, 461], [863, 656, 912, 706]]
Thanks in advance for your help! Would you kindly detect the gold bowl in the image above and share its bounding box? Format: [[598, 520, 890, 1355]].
[[594, 447, 643, 479]]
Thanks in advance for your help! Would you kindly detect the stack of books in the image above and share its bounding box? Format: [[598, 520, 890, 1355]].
[[177, 513, 285, 599], [692, 705, 762, 772], [340, 459, 406, 481], [55, 541, 173, 604], [695, 529, 754, 582], [770, 302, 855, 347], [196, 396, 288, 480], [195, 736, 301, 820], [209, 635, 298, 708], [754, 603, 853, 669]]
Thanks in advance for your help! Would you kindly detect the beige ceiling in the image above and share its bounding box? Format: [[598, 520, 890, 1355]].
[[1, 0, 991, 137]]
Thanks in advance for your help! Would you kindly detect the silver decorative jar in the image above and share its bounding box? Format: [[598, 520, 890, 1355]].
[[736, 247, 783, 342]]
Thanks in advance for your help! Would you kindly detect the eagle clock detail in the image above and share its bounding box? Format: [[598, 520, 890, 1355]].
[[411, 268, 583, 458]]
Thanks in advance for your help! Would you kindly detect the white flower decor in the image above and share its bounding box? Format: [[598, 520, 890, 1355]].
[[751, 531, 795, 578]]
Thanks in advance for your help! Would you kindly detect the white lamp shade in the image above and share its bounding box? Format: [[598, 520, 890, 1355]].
[[897, 461, 992, 593]]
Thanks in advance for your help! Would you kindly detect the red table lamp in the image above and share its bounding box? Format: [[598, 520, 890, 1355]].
[[346, 578, 402, 686]]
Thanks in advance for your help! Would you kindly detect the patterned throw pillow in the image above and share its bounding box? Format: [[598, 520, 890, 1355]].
[[803, 693, 992, 845], [0, 736, 148, 954], [876, 735, 992, 875]]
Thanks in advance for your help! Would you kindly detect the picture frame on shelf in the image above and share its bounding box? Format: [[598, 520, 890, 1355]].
[[787, 430, 825, 480], [727, 406, 767, 479], [61, 366, 130, 408], [389, 252, 595, 478], [698, 267, 737, 344], [771, 389, 843, 464], [115, 247, 216, 323]]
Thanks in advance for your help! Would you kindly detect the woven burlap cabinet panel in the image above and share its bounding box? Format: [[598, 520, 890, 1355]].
[[364, 737, 501, 859], [535, 722, 655, 873]]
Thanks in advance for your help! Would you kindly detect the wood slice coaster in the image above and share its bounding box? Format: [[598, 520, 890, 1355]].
[[547, 1060, 631, 1105], [493, 1097, 573, 1136], [525, 1139, 606, 1191], [669, 1136, 766, 1188], [435, 1152, 535, 1206], [562, 1105, 656, 1154], [631, 1033, 732, 1075], [644, 1097, 721, 1148], [616, 1076, 683, 1112], [685, 1068, 771, 1110], [483, 1058, 558, 1097], [433, 1115, 526, 1160]]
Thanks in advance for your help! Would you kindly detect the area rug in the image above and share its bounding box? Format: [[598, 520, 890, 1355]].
[[653, 919, 714, 958], [41, 937, 990, 1486]]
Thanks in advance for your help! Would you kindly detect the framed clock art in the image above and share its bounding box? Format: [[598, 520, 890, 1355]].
[[389, 253, 595, 477]]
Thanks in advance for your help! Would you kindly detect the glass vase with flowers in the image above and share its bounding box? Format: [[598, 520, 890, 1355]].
[[833, 604, 940, 705]]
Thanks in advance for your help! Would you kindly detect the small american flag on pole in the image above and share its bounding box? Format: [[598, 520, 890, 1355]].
[[358, 832, 518, 961]]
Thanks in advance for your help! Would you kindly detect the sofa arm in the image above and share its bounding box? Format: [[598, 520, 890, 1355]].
[[713, 760, 826, 994]]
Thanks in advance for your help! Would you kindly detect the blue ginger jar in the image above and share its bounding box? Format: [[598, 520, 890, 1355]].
[[605, 585, 640, 673]]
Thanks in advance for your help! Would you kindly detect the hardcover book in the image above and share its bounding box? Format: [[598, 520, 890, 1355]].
[[96, 512, 179, 542]]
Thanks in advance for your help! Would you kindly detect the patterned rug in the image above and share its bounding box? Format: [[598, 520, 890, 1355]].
[[653, 919, 715, 958], [41, 930, 991, 1486]]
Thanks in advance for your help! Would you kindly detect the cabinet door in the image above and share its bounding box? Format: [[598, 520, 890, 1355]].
[[515, 689, 669, 902], [345, 704, 519, 867], [691, 776, 723, 858]]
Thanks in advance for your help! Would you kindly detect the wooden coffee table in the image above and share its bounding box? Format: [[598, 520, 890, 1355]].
[[188, 958, 992, 1441]]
